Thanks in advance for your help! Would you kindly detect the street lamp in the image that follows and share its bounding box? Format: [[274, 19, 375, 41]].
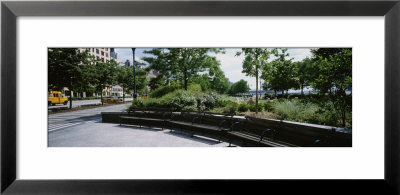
[[132, 48, 137, 99]]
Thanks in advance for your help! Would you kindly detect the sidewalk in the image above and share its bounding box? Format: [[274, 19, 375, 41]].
[[49, 121, 231, 147]]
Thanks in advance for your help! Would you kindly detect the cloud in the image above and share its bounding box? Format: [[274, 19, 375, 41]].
[[287, 48, 313, 61], [114, 48, 151, 65]]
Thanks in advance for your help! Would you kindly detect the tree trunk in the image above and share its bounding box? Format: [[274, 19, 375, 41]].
[[69, 90, 73, 109], [101, 89, 103, 105], [301, 84, 304, 95], [122, 87, 125, 103], [255, 69, 259, 114], [342, 109, 346, 127], [184, 68, 188, 90]]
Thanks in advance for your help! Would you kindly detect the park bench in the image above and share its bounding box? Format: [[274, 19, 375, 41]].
[[227, 116, 351, 147], [119, 107, 172, 130], [274, 120, 352, 147], [227, 117, 296, 147], [169, 111, 236, 142]]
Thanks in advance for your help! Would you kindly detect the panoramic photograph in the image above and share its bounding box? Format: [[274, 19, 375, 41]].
[[48, 48, 352, 147]]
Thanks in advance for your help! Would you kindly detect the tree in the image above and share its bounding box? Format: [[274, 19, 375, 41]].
[[295, 57, 314, 95], [142, 48, 223, 90], [228, 79, 250, 96], [192, 74, 212, 92], [237, 48, 271, 113], [48, 48, 91, 109], [116, 65, 134, 102], [149, 75, 166, 91], [312, 48, 352, 127], [262, 48, 297, 96], [92, 59, 118, 105], [135, 68, 149, 96]]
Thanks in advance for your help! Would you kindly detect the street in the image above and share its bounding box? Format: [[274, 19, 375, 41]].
[[48, 103, 130, 132], [48, 98, 133, 109]]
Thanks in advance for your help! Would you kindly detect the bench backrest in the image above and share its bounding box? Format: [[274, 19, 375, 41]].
[[244, 116, 351, 147]]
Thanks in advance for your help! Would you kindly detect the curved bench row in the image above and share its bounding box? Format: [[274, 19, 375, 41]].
[[114, 108, 352, 147]]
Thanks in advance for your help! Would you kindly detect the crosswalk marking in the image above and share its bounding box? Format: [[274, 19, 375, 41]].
[[48, 121, 96, 132], [48, 104, 129, 132], [48, 122, 81, 132]]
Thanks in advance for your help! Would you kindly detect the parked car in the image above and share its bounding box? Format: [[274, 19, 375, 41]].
[[101, 96, 122, 103], [48, 91, 68, 106]]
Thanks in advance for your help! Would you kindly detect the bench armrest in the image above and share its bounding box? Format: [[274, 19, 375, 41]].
[[230, 121, 243, 132], [260, 128, 274, 142], [218, 120, 230, 130], [192, 116, 202, 125]]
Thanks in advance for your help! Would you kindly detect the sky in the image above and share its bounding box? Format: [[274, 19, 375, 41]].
[[114, 48, 313, 90]]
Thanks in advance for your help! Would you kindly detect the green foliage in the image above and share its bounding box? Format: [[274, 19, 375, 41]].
[[195, 92, 219, 111], [116, 65, 134, 98], [238, 103, 249, 112], [163, 90, 198, 111], [48, 48, 91, 91], [149, 84, 179, 98], [294, 57, 314, 95], [249, 104, 262, 112], [131, 99, 145, 108], [142, 48, 224, 90], [148, 75, 166, 91], [273, 99, 319, 123], [260, 102, 274, 112], [135, 68, 149, 95], [131, 89, 220, 112], [271, 98, 351, 128], [237, 48, 272, 113], [188, 84, 202, 92], [262, 48, 297, 95], [228, 79, 250, 95], [311, 48, 352, 126], [222, 105, 237, 115], [215, 97, 238, 108]]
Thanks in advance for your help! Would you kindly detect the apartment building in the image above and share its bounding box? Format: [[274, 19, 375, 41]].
[[79, 48, 111, 62]]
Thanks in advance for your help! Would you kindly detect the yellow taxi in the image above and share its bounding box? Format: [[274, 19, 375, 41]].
[[101, 96, 123, 103], [48, 91, 68, 106]]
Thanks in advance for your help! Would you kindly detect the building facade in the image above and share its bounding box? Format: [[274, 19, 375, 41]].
[[79, 48, 111, 63], [74, 48, 124, 98]]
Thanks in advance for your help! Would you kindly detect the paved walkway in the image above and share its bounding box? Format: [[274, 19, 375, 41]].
[[49, 122, 231, 147]]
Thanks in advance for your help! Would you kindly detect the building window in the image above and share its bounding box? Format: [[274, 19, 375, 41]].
[[106, 53, 108, 57], [96, 49, 99, 54], [101, 51, 104, 56]]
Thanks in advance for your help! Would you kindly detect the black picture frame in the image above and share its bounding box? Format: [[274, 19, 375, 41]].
[[1, 0, 399, 194]]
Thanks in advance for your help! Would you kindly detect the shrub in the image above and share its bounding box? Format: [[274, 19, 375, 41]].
[[149, 84, 179, 98], [238, 103, 249, 112], [222, 105, 237, 115], [216, 98, 237, 108], [273, 99, 319, 123], [249, 104, 262, 112], [195, 92, 219, 111], [131, 99, 144, 108], [161, 90, 197, 111], [188, 84, 202, 92], [261, 102, 274, 112]]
